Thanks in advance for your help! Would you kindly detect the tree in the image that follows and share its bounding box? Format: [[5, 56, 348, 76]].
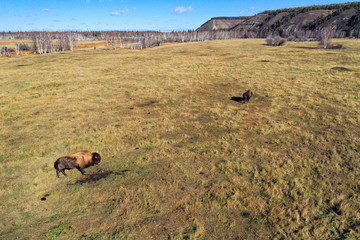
[[66, 31, 75, 51], [320, 28, 333, 49], [15, 43, 20, 56]]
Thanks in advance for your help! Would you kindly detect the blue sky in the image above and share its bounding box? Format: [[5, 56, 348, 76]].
[[1, 0, 358, 31]]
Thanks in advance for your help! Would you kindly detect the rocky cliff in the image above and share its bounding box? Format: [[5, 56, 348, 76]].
[[197, 2, 360, 38]]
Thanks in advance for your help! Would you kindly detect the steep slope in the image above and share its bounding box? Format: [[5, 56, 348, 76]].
[[198, 17, 250, 31], [197, 2, 360, 38]]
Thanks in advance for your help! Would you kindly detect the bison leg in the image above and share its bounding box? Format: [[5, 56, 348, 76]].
[[60, 169, 67, 176], [77, 167, 86, 175]]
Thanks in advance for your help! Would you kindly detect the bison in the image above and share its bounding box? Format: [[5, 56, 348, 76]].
[[54, 150, 101, 177], [243, 89, 253, 102]]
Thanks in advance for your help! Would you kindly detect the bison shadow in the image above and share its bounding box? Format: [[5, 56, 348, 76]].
[[230, 96, 246, 102], [68, 169, 130, 185]]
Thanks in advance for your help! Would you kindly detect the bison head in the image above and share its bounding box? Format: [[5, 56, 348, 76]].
[[92, 152, 101, 164]]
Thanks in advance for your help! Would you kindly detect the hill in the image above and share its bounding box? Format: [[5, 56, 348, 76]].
[[197, 2, 360, 38]]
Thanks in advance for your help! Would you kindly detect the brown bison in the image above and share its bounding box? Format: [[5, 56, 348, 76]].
[[54, 150, 101, 177], [243, 89, 253, 102]]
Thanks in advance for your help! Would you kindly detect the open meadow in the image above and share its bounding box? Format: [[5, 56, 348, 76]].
[[0, 39, 359, 239]]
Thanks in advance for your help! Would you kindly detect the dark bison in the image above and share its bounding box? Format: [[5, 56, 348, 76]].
[[243, 89, 253, 102], [54, 150, 101, 177]]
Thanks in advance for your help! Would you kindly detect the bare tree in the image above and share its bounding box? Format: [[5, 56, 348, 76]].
[[66, 31, 75, 51], [320, 28, 333, 49], [56, 32, 67, 52], [2, 46, 11, 57], [32, 33, 44, 54], [44, 32, 54, 53], [119, 37, 124, 48], [15, 43, 20, 56]]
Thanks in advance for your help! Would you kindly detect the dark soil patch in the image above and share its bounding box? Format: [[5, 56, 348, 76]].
[[331, 67, 352, 72], [136, 100, 158, 107], [40, 193, 50, 201]]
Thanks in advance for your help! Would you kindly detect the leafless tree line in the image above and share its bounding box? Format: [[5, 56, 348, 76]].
[[1, 28, 358, 42], [32, 32, 75, 54], [99, 28, 358, 49], [99, 30, 260, 49], [1, 30, 258, 53], [0, 27, 358, 56]]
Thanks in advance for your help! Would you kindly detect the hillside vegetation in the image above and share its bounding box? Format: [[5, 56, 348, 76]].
[[0, 39, 360, 239], [198, 2, 360, 38]]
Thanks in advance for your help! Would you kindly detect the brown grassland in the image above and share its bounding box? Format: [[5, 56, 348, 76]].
[[0, 39, 359, 239]]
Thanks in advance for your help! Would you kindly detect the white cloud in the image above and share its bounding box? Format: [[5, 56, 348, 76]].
[[174, 6, 194, 14], [42, 8, 50, 12], [121, 9, 130, 15], [248, 6, 256, 15], [111, 8, 135, 16]]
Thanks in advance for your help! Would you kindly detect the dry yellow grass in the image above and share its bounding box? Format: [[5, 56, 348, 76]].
[[0, 39, 359, 239]]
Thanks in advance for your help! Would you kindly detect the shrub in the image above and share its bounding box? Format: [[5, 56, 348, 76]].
[[1, 46, 15, 52], [287, 35, 296, 41], [330, 44, 343, 49], [266, 35, 287, 46], [18, 43, 31, 51]]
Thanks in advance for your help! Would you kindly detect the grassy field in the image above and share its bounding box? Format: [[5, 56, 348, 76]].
[[0, 39, 359, 239]]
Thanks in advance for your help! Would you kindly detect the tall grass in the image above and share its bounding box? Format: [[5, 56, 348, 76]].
[[0, 39, 359, 239]]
